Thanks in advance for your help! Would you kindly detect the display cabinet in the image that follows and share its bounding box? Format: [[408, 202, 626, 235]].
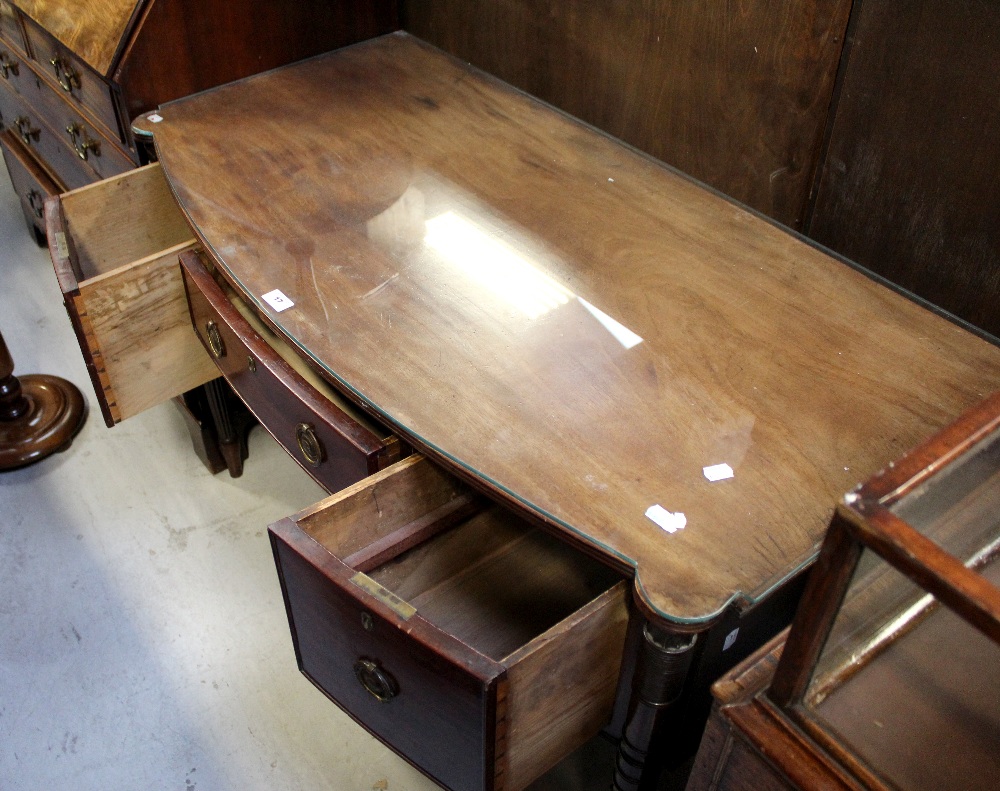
[[688, 391, 1000, 791]]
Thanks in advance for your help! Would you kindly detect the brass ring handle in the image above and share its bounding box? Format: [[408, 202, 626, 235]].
[[0, 53, 18, 79], [14, 116, 40, 145], [205, 321, 225, 359], [354, 659, 398, 703], [49, 56, 80, 92], [295, 422, 324, 467]]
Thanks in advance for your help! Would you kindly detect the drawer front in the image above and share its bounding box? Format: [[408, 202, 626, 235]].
[[0, 2, 25, 54], [19, 71, 135, 179], [1, 128, 60, 234], [47, 164, 218, 426], [181, 251, 397, 493], [0, 38, 27, 94], [0, 82, 92, 190], [271, 521, 493, 791], [21, 14, 123, 144]]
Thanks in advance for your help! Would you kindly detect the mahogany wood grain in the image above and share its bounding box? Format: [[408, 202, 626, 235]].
[[16, 0, 137, 73], [404, 0, 852, 229], [807, 0, 1000, 339], [154, 33, 1000, 627], [114, 0, 399, 120], [181, 251, 399, 493]]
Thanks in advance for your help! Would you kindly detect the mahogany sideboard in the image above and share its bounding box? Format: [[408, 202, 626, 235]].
[[43, 33, 1000, 791], [687, 393, 1000, 791]]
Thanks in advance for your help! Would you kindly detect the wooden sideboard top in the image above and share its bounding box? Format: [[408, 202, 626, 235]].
[[153, 32, 1000, 625], [15, 0, 138, 73]]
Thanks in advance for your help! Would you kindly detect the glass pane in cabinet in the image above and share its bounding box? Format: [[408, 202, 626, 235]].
[[891, 429, 1000, 562], [805, 555, 1000, 791]]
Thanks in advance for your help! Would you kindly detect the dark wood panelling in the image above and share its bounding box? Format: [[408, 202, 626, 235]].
[[115, 0, 399, 119], [808, 0, 1000, 339], [403, 0, 852, 228]]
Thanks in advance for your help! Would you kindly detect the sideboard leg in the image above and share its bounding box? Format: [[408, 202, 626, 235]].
[[613, 624, 697, 791], [203, 378, 253, 478]]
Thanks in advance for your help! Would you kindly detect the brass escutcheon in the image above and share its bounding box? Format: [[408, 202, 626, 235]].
[[295, 423, 323, 467], [353, 659, 398, 703], [205, 321, 225, 359]]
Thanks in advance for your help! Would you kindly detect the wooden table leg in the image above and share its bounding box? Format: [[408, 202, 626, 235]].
[[613, 624, 697, 791], [0, 329, 86, 470]]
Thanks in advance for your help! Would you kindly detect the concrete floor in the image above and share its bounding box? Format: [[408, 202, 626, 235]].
[[0, 169, 649, 790]]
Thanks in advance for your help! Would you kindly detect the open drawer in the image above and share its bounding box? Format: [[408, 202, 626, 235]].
[[45, 162, 217, 426], [270, 455, 631, 791], [180, 250, 404, 493]]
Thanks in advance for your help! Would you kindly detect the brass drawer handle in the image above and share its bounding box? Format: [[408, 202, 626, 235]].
[[205, 320, 225, 359], [296, 422, 324, 467], [0, 52, 18, 79], [14, 115, 39, 145], [27, 189, 44, 218], [49, 55, 80, 92], [65, 123, 100, 161], [354, 659, 398, 703]]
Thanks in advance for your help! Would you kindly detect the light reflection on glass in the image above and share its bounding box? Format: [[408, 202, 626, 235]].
[[424, 210, 572, 319], [423, 209, 644, 349]]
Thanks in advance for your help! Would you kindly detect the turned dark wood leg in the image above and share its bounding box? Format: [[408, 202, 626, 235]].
[[613, 624, 697, 791], [0, 328, 86, 470], [203, 378, 254, 478]]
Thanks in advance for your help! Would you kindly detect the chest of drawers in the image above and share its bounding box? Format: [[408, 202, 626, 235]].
[[0, 0, 397, 240]]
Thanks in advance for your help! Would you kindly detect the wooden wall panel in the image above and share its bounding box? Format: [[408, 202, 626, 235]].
[[808, 0, 1000, 339], [403, 0, 852, 229]]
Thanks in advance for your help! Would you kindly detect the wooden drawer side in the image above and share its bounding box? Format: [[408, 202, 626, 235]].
[[58, 162, 193, 278], [499, 580, 630, 791], [45, 163, 217, 425]]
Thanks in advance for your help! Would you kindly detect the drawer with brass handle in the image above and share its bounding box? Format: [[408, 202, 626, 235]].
[[20, 13, 123, 144], [46, 162, 218, 426], [181, 249, 404, 493], [269, 454, 631, 791], [0, 82, 94, 190]]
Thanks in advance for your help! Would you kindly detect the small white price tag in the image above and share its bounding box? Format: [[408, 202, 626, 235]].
[[147, 113, 163, 123], [262, 289, 294, 313], [645, 505, 687, 534], [703, 463, 734, 482]]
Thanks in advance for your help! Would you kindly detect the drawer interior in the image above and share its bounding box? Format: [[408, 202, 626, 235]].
[[368, 506, 621, 661], [295, 456, 624, 661], [49, 162, 217, 424], [60, 162, 194, 282]]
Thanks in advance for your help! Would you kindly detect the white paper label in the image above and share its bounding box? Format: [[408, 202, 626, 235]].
[[723, 628, 740, 651], [262, 289, 294, 312], [54, 231, 70, 260], [147, 113, 163, 123], [645, 504, 687, 534], [703, 463, 734, 482]]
